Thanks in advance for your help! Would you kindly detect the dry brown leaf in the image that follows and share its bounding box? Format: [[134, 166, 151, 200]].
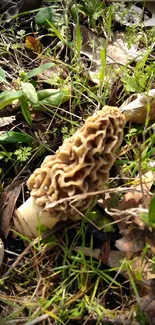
[[108, 168, 155, 232], [115, 229, 146, 253], [0, 180, 24, 237], [107, 33, 145, 65], [78, 26, 145, 85], [109, 251, 155, 282], [0, 116, 16, 128], [140, 294, 155, 325], [121, 89, 155, 123], [25, 36, 44, 54], [142, 1, 155, 27], [38, 59, 68, 84], [118, 169, 154, 208]]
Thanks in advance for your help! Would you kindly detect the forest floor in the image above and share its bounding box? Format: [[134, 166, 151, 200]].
[[0, 1, 155, 324]]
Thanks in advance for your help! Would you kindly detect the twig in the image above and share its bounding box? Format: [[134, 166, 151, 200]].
[[25, 314, 49, 325], [46, 186, 148, 210]]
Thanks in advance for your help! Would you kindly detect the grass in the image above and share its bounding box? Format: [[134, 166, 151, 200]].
[[0, 223, 130, 324], [0, 0, 155, 324]]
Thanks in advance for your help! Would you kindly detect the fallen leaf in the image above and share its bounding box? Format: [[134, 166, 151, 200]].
[[121, 89, 155, 123], [107, 33, 145, 65], [140, 294, 155, 325], [142, 2, 155, 27], [38, 64, 68, 84], [74, 246, 100, 260], [115, 228, 145, 253], [0, 116, 16, 127], [1, 0, 42, 20], [74, 246, 126, 270], [107, 168, 155, 233], [112, 2, 150, 27], [109, 251, 155, 282], [118, 169, 154, 209], [25, 36, 43, 54], [0, 180, 24, 237], [77, 25, 145, 85]]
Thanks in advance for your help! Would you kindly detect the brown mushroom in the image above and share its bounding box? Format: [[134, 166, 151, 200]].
[[14, 106, 125, 237]]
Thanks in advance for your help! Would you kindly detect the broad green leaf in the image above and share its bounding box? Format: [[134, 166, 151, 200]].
[[148, 195, 155, 225], [38, 88, 71, 107], [0, 131, 33, 143], [0, 90, 23, 110], [21, 82, 38, 104], [35, 7, 64, 28], [24, 63, 55, 81], [121, 76, 141, 93], [34, 88, 71, 110], [0, 68, 9, 84], [35, 7, 55, 26], [37, 88, 61, 100], [19, 96, 32, 125]]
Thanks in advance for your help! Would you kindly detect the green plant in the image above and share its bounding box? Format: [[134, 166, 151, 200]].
[[61, 125, 75, 140], [14, 146, 32, 163], [121, 50, 154, 94]]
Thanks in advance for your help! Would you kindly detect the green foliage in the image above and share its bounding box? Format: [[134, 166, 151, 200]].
[[121, 51, 154, 94], [35, 6, 64, 28], [140, 196, 155, 228], [24, 63, 55, 81], [0, 131, 33, 143], [122, 123, 155, 178], [0, 84, 71, 125], [14, 146, 32, 162], [148, 195, 155, 226], [36, 87, 71, 108], [85, 208, 114, 232], [21, 82, 38, 104], [0, 67, 9, 84], [71, 0, 106, 27], [19, 95, 32, 125], [0, 144, 32, 167], [0, 90, 23, 110], [0, 147, 13, 162], [61, 125, 75, 140]]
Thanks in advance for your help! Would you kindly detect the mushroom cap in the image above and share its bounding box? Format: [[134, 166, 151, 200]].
[[27, 106, 125, 221]]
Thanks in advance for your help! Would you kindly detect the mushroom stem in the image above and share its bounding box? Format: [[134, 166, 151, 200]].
[[14, 197, 58, 238]]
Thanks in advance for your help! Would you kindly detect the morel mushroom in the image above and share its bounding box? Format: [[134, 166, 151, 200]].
[[14, 106, 125, 237]]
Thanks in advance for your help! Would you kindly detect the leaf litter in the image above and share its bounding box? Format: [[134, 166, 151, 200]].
[[0, 1, 155, 324]]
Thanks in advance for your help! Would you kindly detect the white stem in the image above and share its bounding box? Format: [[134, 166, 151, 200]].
[[14, 196, 58, 238]]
